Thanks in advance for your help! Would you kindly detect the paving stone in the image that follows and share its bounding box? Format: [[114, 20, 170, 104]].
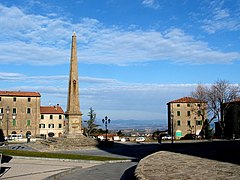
[[135, 151, 240, 180]]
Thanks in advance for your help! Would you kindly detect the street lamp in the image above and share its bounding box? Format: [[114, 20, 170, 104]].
[[102, 116, 110, 141], [171, 113, 174, 144], [194, 117, 197, 140], [6, 106, 10, 138], [0, 113, 3, 123]]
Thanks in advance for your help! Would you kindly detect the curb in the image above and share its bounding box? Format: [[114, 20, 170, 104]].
[[12, 155, 132, 164]]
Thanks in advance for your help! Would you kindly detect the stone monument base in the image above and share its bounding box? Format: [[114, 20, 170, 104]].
[[38, 135, 99, 151]]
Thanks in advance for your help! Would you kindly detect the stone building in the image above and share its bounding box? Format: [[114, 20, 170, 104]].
[[223, 99, 240, 139], [167, 97, 207, 139], [0, 91, 41, 138], [39, 105, 65, 138]]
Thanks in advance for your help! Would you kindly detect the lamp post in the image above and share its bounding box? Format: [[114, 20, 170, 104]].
[[102, 116, 110, 141], [171, 113, 174, 144], [194, 117, 197, 140], [6, 106, 10, 139], [0, 113, 3, 124]]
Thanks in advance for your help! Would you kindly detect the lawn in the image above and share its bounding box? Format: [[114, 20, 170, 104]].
[[0, 149, 128, 161]]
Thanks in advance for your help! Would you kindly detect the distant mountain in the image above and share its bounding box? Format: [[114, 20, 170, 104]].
[[99, 119, 168, 131]]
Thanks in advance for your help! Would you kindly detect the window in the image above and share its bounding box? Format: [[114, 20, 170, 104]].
[[187, 111, 191, 116], [12, 119, 16, 126], [177, 120, 181, 126], [50, 115, 53, 119], [59, 115, 62, 119], [27, 108, 31, 114], [177, 104, 180, 107], [187, 120, 191, 126], [0, 108, 3, 113], [177, 111, 181, 116], [13, 108, 17, 114], [39, 124, 45, 128], [48, 124, 54, 128], [187, 104, 190, 107], [0, 97, 1, 101], [196, 120, 202, 126], [27, 120, 31, 126], [13, 97, 16, 102], [59, 124, 62, 128], [198, 110, 201, 116], [41, 115, 44, 119], [28, 97, 31, 102]]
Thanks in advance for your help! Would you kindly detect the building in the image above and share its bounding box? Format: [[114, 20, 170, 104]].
[[39, 105, 65, 138], [0, 91, 41, 138], [223, 99, 240, 139], [167, 97, 207, 139]]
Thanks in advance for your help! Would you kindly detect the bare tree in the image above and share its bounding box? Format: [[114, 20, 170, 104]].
[[191, 80, 240, 137]]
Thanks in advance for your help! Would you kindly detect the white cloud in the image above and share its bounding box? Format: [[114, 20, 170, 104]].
[[1, 72, 198, 120], [142, 0, 160, 9], [201, 1, 240, 33], [0, 4, 240, 67], [0, 72, 26, 81]]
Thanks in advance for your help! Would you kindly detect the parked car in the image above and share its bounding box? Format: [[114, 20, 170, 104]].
[[8, 134, 23, 140], [135, 137, 145, 142], [162, 135, 172, 140], [180, 134, 196, 140], [121, 137, 130, 142]]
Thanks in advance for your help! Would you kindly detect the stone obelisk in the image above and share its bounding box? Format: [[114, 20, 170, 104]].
[[65, 32, 82, 137]]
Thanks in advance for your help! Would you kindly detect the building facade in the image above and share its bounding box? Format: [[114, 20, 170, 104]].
[[39, 105, 65, 138], [0, 91, 41, 138], [167, 97, 207, 140], [223, 99, 240, 139]]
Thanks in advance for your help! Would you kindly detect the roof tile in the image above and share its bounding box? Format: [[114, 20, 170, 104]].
[[168, 96, 206, 103], [40, 106, 64, 114], [0, 91, 41, 97]]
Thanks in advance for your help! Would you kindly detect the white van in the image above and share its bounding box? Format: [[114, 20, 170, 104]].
[[8, 134, 23, 140]]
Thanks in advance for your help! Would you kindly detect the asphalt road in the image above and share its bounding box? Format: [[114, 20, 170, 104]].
[[2, 142, 163, 180], [2, 140, 240, 179], [52, 162, 138, 180], [56, 142, 163, 160]]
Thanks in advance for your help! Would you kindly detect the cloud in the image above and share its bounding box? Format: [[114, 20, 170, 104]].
[[0, 72, 26, 81], [1, 72, 198, 120], [142, 0, 160, 9], [201, 1, 240, 33], [0, 4, 240, 67]]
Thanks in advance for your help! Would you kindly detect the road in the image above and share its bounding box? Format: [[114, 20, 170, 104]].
[[1, 142, 162, 180]]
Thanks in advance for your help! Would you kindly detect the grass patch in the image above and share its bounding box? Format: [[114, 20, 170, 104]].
[[0, 149, 128, 161]]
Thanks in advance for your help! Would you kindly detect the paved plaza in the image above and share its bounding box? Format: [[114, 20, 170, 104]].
[[135, 140, 240, 180], [1, 140, 240, 179]]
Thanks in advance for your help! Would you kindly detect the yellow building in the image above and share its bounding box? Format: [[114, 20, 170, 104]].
[[39, 105, 65, 138], [167, 97, 207, 140], [0, 91, 41, 138]]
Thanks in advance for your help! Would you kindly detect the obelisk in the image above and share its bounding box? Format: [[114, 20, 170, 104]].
[[65, 32, 82, 137]]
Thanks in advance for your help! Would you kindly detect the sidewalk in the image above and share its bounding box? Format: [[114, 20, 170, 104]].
[[1, 156, 104, 180]]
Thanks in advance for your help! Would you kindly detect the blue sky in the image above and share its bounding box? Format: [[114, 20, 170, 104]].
[[0, 0, 240, 124]]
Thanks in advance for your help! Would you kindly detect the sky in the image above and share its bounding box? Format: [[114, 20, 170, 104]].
[[0, 0, 240, 125]]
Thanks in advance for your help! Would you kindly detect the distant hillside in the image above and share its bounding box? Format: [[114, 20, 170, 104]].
[[98, 119, 168, 131]]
